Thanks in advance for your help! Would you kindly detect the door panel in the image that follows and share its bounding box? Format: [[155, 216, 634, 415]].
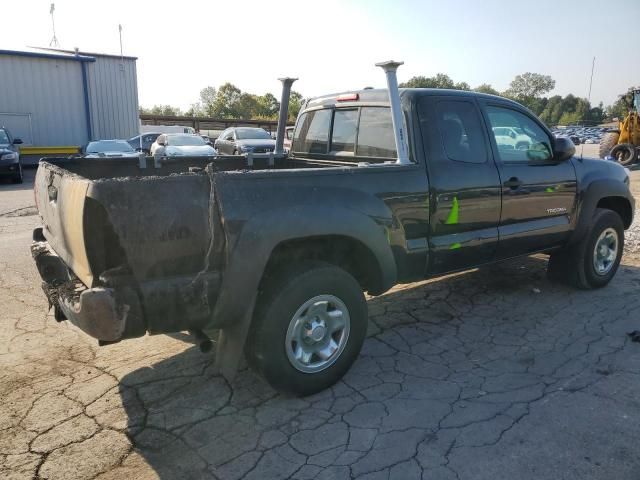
[[481, 102, 577, 258], [418, 96, 502, 274]]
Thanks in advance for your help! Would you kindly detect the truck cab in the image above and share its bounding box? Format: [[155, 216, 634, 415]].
[[289, 88, 607, 277]]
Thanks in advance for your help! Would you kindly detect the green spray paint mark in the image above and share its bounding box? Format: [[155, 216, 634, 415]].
[[449, 242, 462, 250], [545, 187, 554, 193], [445, 196, 459, 225]]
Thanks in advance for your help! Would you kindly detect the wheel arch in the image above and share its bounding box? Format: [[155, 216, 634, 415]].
[[570, 178, 634, 245], [210, 206, 397, 330], [596, 196, 633, 228], [261, 234, 388, 296]]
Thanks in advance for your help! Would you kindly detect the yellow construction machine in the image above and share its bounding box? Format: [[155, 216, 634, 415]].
[[599, 89, 640, 165]]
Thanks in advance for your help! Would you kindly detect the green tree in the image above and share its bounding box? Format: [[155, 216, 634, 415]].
[[236, 93, 260, 119], [400, 73, 455, 89], [185, 102, 205, 117], [255, 93, 280, 119], [199, 86, 217, 116], [143, 104, 182, 116], [503, 72, 556, 110], [606, 86, 639, 120], [288, 91, 304, 120], [473, 83, 500, 95]]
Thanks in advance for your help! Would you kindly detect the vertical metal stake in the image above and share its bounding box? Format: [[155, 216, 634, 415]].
[[375, 60, 410, 165], [274, 77, 298, 156]]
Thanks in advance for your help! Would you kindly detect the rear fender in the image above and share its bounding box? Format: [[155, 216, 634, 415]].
[[211, 205, 397, 330]]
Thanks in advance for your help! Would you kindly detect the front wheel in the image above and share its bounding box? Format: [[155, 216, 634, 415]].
[[245, 261, 367, 396], [548, 208, 624, 289]]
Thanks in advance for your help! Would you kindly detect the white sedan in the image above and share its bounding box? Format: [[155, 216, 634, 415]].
[[492, 127, 532, 150], [150, 134, 216, 158]]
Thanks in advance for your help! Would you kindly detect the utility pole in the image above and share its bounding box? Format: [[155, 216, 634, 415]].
[[49, 3, 59, 47], [587, 56, 595, 105]]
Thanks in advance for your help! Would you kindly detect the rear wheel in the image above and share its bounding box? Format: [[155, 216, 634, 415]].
[[547, 208, 624, 289], [246, 261, 367, 396], [599, 132, 620, 159], [610, 143, 637, 166]]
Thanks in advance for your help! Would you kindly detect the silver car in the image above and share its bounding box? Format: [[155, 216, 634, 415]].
[[150, 134, 216, 158], [84, 140, 139, 159]]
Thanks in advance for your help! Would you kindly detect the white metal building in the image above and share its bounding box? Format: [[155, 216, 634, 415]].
[[0, 47, 139, 150]]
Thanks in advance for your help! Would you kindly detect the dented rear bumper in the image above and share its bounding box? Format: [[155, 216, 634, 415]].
[[31, 228, 145, 342]]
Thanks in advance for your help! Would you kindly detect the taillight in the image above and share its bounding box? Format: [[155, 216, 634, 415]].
[[337, 93, 359, 102]]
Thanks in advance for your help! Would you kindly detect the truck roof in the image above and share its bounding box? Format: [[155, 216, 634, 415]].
[[304, 88, 518, 109]]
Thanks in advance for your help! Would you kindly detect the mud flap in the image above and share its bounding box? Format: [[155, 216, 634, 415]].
[[214, 295, 256, 381]]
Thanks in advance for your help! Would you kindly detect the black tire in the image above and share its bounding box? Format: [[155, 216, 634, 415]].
[[232, 149, 239, 155], [12, 164, 23, 184], [599, 132, 620, 159], [610, 143, 637, 166], [246, 261, 367, 396], [547, 208, 624, 289]]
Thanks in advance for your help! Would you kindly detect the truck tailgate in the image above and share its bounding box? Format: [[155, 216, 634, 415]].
[[35, 163, 94, 287]]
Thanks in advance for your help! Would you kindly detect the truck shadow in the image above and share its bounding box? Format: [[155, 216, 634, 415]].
[[117, 255, 640, 479]]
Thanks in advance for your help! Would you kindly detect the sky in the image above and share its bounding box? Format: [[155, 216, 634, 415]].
[[2, 0, 639, 111]]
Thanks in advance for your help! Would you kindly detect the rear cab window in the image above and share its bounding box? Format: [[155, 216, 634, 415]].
[[292, 105, 397, 162]]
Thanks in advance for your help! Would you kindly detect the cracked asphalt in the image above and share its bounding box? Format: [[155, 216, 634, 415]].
[[1, 164, 640, 480]]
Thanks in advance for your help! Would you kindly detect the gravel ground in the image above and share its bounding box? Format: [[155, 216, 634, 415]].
[[1, 165, 639, 480]]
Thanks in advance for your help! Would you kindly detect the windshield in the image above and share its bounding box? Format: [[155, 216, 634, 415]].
[[167, 135, 206, 146], [86, 141, 134, 153], [235, 128, 272, 140], [0, 130, 9, 144]]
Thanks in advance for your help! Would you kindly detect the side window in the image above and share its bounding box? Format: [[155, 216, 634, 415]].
[[357, 107, 396, 159], [434, 100, 487, 164], [331, 109, 358, 154], [485, 106, 552, 163], [293, 109, 332, 154]]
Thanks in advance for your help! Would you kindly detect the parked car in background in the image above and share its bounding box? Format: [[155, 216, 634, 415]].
[[83, 140, 139, 159], [283, 126, 295, 152], [140, 125, 196, 135], [150, 133, 215, 157], [214, 127, 276, 155], [0, 127, 23, 183], [128, 133, 161, 154], [492, 126, 532, 150]]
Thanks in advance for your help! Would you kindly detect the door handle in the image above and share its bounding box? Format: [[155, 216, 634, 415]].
[[504, 177, 522, 189]]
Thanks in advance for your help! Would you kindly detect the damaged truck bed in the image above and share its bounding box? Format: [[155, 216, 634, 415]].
[[30, 76, 634, 395]]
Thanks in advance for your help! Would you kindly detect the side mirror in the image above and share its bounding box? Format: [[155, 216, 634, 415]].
[[13, 138, 23, 145], [553, 137, 575, 162]]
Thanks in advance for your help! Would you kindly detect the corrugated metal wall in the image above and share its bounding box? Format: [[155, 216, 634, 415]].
[[86, 56, 139, 140], [0, 55, 88, 146]]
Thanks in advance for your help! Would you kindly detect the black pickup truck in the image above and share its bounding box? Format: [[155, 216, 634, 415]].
[[31, 83, 634, 395]]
